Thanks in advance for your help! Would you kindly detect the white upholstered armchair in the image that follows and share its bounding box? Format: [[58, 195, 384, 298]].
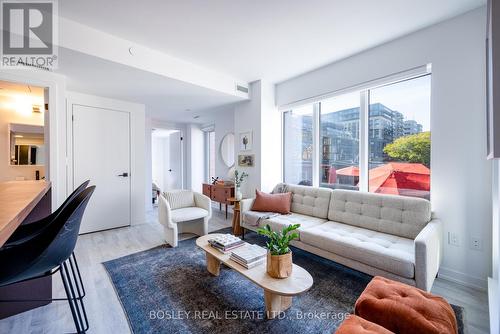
[[159, 190, 212, 247]]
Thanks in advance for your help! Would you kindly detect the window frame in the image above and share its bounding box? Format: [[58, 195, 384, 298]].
[[280, 65, 432, 195]]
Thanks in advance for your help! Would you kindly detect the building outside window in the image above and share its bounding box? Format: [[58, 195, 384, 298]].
[[283, 105, 314, 186], [319, 92, 360, 190]]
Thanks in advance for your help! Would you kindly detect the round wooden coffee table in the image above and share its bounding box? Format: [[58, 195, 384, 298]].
[[196, 234, 314, 319]]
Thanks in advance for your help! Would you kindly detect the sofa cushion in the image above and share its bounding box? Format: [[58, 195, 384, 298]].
[[251, 190, 292, 214], [265, 213, 327, 238], [355, 276, 457, 334], [171, 207, 208, 223], [329, 190, 431, 239], [300, 221, 415, 278], [274, 183, 332, 219], [242, 211, 327, 240], [163, 190, 195, 210]]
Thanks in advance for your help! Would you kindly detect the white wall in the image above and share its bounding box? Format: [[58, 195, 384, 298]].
[[66, 91, 146, 225], [233, 80, 282, 197], [260, 81, 282, 192], [234, 81, 263, 197], [213, 107, 235, 180], [491, 160, 500, 333], [0, 95, 46, 181], [145, 116, 153, 210], [276, 7, 491, 289]]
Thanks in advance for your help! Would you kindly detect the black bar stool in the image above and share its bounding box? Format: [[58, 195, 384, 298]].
[[0, 186, 95, 333], [5, 180, 90, 246]]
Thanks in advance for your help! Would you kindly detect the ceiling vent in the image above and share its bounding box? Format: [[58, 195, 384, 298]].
[[235, 84, 249, 94]]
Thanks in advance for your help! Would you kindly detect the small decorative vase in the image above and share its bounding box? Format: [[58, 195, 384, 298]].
[[266, 251, 293, 279], [235, 186, 242, 200]]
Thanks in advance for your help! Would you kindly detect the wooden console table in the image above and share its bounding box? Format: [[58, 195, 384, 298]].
[[202, 183, 234, 219]]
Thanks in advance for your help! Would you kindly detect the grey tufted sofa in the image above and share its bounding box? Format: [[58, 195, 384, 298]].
[[240, 183, 441, 291]]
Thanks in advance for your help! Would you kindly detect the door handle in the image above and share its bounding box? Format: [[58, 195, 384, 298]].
[[117, 172, 129, 177]]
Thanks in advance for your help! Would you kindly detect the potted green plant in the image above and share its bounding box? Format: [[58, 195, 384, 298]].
[[257, 224, 300, 278], [234, 170, 248, 200]]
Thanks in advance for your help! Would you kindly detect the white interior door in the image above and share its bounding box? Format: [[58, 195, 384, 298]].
[[165, 131, 182, 190], [72, 105, 131, 234]]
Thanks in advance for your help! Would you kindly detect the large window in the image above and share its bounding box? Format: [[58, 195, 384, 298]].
[[282, 71, 431, 199], [368, 76, 431, 199], [283, 105, 314, 186], [319, 92, 360, 190]]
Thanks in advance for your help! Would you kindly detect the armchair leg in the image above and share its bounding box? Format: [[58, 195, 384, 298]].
[[164, 226, 178, 247]]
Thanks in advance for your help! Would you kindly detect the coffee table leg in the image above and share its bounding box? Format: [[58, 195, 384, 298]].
[[206, 253, 221, 276], [264, 290, 292, 319]]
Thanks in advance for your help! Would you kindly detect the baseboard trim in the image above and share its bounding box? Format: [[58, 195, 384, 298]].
[[438, 266, 488, 291]]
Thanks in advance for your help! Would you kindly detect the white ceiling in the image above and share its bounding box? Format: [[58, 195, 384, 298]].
[[59, 0, 486, 83], [56, 48, 243, 123]]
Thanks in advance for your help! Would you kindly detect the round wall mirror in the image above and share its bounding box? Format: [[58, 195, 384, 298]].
[[220, 133, 235, 168]]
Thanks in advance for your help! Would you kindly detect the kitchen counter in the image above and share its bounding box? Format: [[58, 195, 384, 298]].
[[0, 180, 51, 247]]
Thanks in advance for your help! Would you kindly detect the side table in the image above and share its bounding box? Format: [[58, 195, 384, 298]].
[[227, 197, 244, 237]]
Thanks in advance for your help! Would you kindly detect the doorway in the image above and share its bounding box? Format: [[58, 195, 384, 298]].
[[0, 80, 49, 182], [151, 128, 183, 204]]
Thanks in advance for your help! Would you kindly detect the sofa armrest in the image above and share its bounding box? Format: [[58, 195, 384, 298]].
[[240, 198, 255, 213], [414, 218, 442, 291], [239, 198, 255, 226], [158, 195, 173, 228], [194, 192, 212, 217]]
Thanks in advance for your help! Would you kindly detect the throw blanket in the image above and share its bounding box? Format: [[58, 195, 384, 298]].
[[245, 212, 281, 226]]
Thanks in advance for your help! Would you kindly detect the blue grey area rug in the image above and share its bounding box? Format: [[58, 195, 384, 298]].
[[103, 228, 465, 334]]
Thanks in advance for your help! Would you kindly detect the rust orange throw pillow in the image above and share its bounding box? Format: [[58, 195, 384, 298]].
[[355, 276, 457, 334], [251, 190, 292, 214], [336, 315, 394, 334]]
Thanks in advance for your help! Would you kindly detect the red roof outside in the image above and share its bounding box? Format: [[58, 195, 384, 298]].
[[367, 162, 430, 197], [336, 166, 360, 177], [327, 162, 430, 198]]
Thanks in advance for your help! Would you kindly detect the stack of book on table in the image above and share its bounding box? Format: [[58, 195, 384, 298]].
[[208, 234, 245, 254], [230, 244, 267, 269]]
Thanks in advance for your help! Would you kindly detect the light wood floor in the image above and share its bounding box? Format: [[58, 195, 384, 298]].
[[0, 207, 490, 334]]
